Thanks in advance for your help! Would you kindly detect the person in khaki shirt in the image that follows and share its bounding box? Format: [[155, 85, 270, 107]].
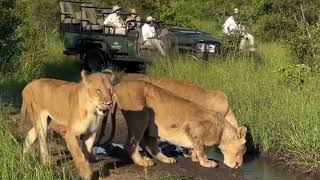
[[141, 16, 166, 56], [125, 9, 140, 31], [104, 5, 125, 34]]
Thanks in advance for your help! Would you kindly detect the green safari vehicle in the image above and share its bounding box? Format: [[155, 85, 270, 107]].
[[59, 0, 221, 72]]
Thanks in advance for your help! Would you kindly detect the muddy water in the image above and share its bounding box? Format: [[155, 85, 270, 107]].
[[206, 148, 317, 180]]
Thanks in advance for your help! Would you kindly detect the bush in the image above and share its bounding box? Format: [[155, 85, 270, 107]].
[[13, 0, 60, 78], [252, 14, 297, 41], [157, 1, 195, 28], [0, 0, 22, 73], [275, 63, 311, 88], [288, 23, 320, 65]]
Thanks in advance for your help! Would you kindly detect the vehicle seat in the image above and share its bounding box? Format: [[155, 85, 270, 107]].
[[81, 3, 103, 31], [59, 1, 81, 24]]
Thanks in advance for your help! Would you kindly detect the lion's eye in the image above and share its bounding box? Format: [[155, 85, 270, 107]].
[[96, 89, 101, 94]]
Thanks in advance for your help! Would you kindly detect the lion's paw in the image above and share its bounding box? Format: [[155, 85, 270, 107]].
[[200, 160, 217, 168], [141, 156, 155, 167], [161, 157, 177, 164], [79, 163, 92, 180]]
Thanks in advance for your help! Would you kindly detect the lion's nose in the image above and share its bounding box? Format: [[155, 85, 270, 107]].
[[99, 101, 112, 113], [105, 101, 112, 107], [103, 101, 112, 109], [106, 101, 112, 105]]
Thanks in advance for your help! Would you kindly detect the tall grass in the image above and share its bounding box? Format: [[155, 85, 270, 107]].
[[146, 43, 320, 174], [0, 105, 76, 179]]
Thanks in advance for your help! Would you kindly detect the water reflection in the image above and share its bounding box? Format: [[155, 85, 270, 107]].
[[206, 147, 316, 180]]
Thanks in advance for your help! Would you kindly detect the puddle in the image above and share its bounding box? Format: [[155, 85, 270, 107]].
[[206, 148, 318, 180]]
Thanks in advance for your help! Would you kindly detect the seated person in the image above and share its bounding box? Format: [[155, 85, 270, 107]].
[[104, 5, 125, 34], [125, 9, 141, 31], [141, 16, 166, 56], [223, 8, 255, 52]]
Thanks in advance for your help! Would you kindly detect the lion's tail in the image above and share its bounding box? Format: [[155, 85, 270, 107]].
[[20, 98, 28, 125], [21, 88, 32, 125]]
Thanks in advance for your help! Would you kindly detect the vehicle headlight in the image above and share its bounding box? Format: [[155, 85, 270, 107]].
[[207, 44, 216, 53], [196, 43, 205, 52]]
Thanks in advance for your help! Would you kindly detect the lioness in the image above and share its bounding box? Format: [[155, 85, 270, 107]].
[[119, 74, 242, 162], [112, 80, 247, 169], [120, 74, 239, 128], [21, 70, 113, 179]]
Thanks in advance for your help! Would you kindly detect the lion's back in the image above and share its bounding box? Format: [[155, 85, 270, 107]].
[[22, 78, 82, 123]]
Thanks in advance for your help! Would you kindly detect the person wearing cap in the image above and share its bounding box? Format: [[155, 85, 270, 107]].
[[223, 8, 255, 52], [125, 9, 141, 31], [141, 16, 166, 55], [104, 5, 125, 34]]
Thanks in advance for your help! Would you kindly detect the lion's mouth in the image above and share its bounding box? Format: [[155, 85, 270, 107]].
[[97, 102, 112, 115]]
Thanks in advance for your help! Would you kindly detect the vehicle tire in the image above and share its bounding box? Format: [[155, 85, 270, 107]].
[[84, 49, 107, 72]]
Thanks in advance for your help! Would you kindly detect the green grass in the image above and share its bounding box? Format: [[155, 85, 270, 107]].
[[0, 105, 76, 179], [146, 43, 320, 174]]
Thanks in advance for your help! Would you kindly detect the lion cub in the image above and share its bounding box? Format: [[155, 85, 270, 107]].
[[21, 70, 113, 179], [113, 80, 247, 169]]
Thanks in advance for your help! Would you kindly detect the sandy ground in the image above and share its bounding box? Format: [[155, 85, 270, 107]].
[[9, 107, 244, 180]]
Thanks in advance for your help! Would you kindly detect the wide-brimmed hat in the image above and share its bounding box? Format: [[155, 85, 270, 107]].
[[130, 9, 138, 15], [146, 16, 155, 22], [234, 8, 239, 14], [112, 5, 122, 13]]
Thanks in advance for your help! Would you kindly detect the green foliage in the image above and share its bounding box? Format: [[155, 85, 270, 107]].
[[276, 64, 311, 88], [157, 1, 194, 27], [0, 0, 22, 73], [288, 23, 320, 65], [253, 14, 297, 41], [14, 0, 61, 78], [221, 33, 243, 57]]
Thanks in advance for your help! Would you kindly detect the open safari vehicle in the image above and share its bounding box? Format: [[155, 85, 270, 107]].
[[59, 0, 222, 71]]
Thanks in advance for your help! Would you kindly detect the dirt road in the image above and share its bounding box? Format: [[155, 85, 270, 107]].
[[9, 108, 244, 180]]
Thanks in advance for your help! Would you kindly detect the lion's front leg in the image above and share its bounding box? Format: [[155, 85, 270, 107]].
[[64, 131, 92, 179], [193, 145, 217, 168], [182, 148, 199, 162], [124, 136, 155, 167], [123, 110, 155, 167], [84, 132, 96, 153], [143, 135, 176, 164], [184, 121, 217, 168]]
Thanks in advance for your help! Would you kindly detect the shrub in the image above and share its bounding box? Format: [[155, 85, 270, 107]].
[[0, 0, 22, 73], [252, 14, 297, 41], [288, 23, 320, 65], [275, 63, 311, 88]]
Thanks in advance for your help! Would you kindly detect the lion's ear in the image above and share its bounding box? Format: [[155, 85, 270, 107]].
[[102, 69, 116, 85], [238, 126, 247, 143], [81, 70, 88, 84], [101, 68, 113, 74]]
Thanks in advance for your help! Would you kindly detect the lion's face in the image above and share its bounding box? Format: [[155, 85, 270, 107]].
[[219, 126, 247, 169], [82, 71, 113, 116]]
